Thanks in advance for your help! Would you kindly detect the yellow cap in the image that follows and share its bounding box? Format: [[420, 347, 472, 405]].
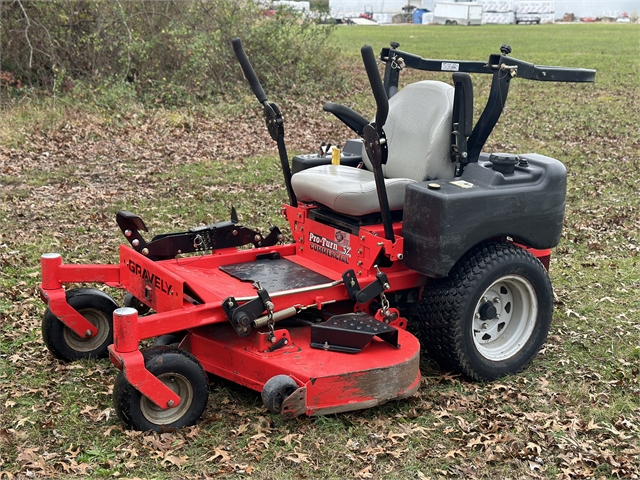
[[331, 147, 341, 166]]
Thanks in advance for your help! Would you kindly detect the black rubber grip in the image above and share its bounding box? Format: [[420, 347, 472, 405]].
[[232, 37, 267, 104], [323, 102, 369, 136], [361, 45, 388, 130]]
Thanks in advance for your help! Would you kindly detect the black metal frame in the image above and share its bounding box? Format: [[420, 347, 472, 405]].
[[380, 44, 596, 163], [116, 209, 281, 261]]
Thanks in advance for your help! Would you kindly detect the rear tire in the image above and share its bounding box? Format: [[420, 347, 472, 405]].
[[42, 288, 117, 361], [418, 242, 553, 381], [113, 346, 209, 431]]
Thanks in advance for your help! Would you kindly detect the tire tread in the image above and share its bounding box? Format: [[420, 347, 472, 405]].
[[418, 242, 553, 381]]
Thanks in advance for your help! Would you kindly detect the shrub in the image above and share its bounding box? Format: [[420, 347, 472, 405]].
[[0, 0, 340, 105]]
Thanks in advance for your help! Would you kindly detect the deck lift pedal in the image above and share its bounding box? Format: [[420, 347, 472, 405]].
[[39, 39, 594, 430]]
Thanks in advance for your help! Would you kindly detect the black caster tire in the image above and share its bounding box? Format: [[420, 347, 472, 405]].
[[42, 288, 118, 361], [418, 242, 553, 381], [113, 346, 209, 431], [261, 375, 299, 413], [124, 293, 151, 315]]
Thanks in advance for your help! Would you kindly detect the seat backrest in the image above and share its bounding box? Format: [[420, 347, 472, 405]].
[[362, 80, 455, 181]]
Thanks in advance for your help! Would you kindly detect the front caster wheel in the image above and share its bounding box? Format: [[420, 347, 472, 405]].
[[419, 242, 553, 381], [42, 288, 117, 361], [113, 346, 209, 431], [262, 375, 299, 413]]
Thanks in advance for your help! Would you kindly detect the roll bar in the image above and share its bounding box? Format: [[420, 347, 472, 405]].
[[380, 44, 596, 163], [380, 46, 596, 84]]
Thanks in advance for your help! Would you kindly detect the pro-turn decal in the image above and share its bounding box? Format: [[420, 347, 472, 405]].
[[309, 230, 351, 264]]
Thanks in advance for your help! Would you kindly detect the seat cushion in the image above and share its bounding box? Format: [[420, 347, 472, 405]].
[[291, 165, 415, 216]]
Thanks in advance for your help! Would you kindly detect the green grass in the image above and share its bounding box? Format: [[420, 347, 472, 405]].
[[1, 24, 639, 479], [333, 23, 635, 71]]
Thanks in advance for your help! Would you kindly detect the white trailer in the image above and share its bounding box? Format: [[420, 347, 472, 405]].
[[514, 1, 554, 14], [328, 0, 408, 19], [477, 0, 513, 13], [482, 11, 515, 23], [433, 2, 483, 25]]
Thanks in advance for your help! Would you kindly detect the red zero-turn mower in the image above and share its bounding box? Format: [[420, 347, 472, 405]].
[[39, 40, 595, 431]]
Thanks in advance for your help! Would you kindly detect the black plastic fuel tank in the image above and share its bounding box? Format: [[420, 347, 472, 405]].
[[401, 153, 567, 278]]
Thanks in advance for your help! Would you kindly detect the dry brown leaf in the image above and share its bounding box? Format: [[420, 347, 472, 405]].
[[205, 447, 231, 464], [162, 454, 188, 468], [445, 449, 465, 458], [0, 429, 11, 445], [281, 433, 302, 446], [356, 465, 373, 479], [103, 425, 123, 437], [285, 449, 310, 464]]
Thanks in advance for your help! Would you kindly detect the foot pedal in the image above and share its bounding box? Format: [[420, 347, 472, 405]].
[[310, 312, 399, 353]]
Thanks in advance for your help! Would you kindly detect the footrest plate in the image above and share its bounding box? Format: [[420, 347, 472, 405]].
[[310, 312, 399, 353]]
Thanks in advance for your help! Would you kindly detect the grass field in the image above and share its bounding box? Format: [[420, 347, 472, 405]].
[[1, 24, 639, 479]]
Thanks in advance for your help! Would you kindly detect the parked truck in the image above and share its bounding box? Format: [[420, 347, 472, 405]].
[[433, 2, 483, 25]]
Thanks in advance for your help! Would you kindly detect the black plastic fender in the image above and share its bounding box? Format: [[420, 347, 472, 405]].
[[402, 153, 566, 278]]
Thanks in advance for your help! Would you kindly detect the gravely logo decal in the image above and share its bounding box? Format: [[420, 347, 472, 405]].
[[309, 231, 351, 264], [127, 260, 174, 295]]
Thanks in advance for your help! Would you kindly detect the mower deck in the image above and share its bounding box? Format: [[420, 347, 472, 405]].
[[186, 321, 420, 416]]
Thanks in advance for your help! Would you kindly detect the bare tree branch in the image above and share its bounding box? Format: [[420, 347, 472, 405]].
[[16, 0, 33, 69]]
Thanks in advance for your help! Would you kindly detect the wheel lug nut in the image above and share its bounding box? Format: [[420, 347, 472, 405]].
[[85, 330, 93, 338], [493, 297, 500, 303], [481, 323, 488, 329], [167, 400, 175, 407]]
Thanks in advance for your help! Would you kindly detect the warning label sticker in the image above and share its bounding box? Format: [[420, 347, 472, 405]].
[[450, 180, 474, 189]]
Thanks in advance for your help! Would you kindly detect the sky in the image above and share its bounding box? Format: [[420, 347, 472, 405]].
[[556, 0, 639, 17]]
